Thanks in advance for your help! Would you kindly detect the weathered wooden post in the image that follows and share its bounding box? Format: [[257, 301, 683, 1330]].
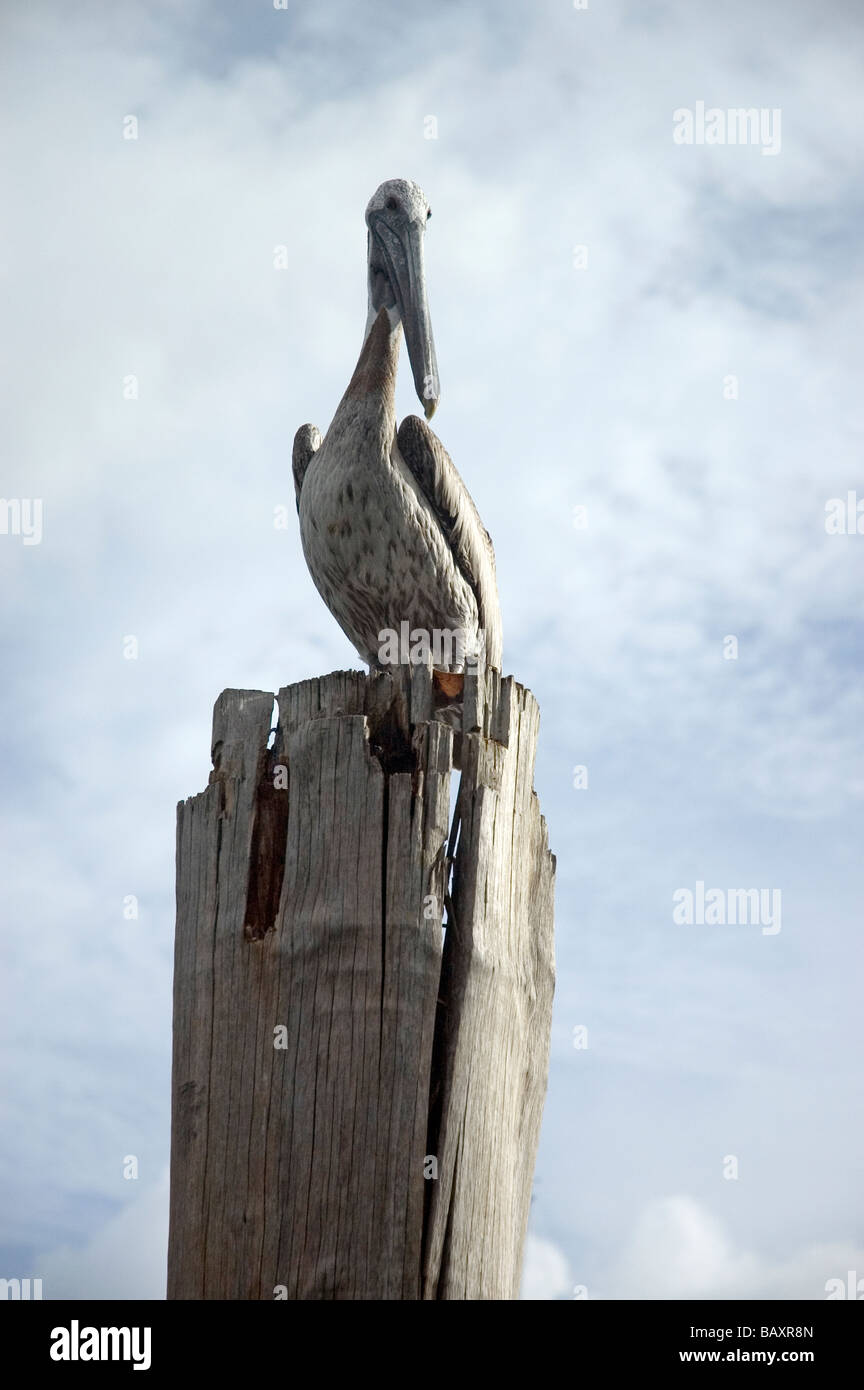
[[167, 663, 554, 1300]]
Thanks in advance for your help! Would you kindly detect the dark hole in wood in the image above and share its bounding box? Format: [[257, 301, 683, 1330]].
[[243, 747, 289, 941], [368, 709, 416, 777]]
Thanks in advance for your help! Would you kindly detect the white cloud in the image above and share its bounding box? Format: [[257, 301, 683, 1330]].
[[520, 1233, 573, 1301], [599, 1196, 864, 1300], [34, 1171, 169, 1301]]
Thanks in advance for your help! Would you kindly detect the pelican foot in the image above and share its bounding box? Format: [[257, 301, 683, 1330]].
[[433, 670, 464, 698]]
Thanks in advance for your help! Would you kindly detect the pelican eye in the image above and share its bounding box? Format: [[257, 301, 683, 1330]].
[[386, 196, 399, 211], [426, 208, 432, 219]]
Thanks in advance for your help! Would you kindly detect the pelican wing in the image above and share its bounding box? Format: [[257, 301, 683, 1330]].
[[292, 424, 321, 511], [396, 414, 502, 670]]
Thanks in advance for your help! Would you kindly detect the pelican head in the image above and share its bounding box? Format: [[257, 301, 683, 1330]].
[[365, 178, 439, 419]]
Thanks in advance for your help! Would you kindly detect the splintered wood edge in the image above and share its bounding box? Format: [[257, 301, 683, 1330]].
[[210, 689, 274, 779], [203, 670, 531, 785]]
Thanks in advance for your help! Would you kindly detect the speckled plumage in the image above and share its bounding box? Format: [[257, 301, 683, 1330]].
[[293, 180, 502, 675]]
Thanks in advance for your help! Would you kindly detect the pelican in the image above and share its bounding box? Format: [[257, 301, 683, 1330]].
[[292, 178, 501, 698]]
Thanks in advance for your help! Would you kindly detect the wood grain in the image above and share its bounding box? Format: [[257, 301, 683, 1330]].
[[168, 668, 554, 1300]]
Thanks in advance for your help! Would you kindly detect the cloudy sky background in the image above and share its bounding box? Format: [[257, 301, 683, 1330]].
[[1, 0, 862, 1299]]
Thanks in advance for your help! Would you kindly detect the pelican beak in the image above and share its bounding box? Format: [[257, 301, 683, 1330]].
[[372, 216, 440, 418]]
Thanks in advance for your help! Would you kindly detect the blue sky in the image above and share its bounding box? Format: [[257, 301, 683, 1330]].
[[1, 0, 862, 1299]]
